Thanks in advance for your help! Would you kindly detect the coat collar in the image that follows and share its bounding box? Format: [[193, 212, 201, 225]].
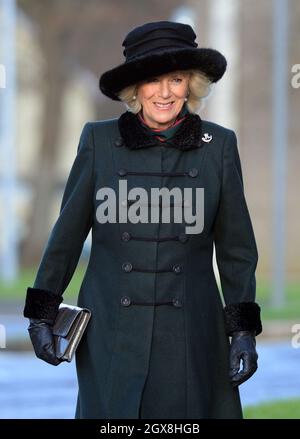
[[118, 110, 203, 151]]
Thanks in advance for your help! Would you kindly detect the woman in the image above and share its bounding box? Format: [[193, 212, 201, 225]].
[[24, 21, 262, 419]]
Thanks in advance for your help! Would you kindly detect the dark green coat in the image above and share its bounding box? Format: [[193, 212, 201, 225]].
[[24, 110, 262, 419]]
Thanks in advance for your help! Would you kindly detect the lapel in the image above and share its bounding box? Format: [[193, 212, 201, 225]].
[[118, 110, 203, 151]]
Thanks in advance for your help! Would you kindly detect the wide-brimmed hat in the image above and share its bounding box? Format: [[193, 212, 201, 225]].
[[99, 20, 227, 101]]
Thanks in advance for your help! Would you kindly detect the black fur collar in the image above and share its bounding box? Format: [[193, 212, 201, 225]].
[[118, 110, 203, 151]]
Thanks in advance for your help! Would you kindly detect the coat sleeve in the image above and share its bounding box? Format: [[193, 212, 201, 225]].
[[23, 122, 94, 322], [213, 129, 262, 336]]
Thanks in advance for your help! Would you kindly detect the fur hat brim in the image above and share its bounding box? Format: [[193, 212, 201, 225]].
[[99, 47, 227, 101]]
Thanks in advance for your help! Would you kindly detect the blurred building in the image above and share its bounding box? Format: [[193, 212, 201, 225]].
[[1, 0, 299, 281]]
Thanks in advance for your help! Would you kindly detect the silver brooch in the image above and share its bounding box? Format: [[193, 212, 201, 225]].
[[202, 133, 213, 143]]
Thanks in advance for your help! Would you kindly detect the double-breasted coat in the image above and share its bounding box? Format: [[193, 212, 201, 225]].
[[25, 109, 261, 419]]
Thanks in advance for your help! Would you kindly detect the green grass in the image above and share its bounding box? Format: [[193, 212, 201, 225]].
[[0, 263, 87, 303], [256, 280, 300, 321], [0, 267, 299, 321], [244, 398, 300, 419]]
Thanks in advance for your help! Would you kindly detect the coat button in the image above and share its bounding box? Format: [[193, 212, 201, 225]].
[[188, 168, 198, 177], [178, 233, 189, 243], [122, 262, 132, 272], [172, 298, 183, 308], [121, 296, 131, 306], [172, 264, 182, 274], [121, 232, 131, 242], [114, 137, 124, 147], [118, 168, 127, 176]]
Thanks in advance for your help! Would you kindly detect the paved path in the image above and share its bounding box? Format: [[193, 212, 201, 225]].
[[0, 341, 300, 418]]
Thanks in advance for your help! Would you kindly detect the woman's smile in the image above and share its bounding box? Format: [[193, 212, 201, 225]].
[[153, 101, 175, 111]]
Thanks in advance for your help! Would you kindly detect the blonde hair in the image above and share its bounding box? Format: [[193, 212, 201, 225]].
[[117, 69, 213, 114]]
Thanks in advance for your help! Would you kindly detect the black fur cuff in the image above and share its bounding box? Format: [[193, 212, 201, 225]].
[[224, 302, 262, 336], [23, 287, 63, 322]]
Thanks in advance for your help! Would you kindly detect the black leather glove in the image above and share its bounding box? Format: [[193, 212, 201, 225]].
[[28, 318, 62, 366], [229, 330, 258, 387]]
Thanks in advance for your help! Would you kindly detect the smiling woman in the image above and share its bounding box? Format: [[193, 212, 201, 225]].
[[24, 20, 262, 420]]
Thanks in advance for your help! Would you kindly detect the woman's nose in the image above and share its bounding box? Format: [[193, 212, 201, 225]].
[[158, 80, 172, 98]]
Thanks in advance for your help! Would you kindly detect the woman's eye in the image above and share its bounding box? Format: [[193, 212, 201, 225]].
[[145, 77, 182, 84], [172, 78, 183, 83]]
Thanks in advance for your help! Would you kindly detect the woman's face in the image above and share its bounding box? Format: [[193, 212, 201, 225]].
[[136, 70, 190, 130]]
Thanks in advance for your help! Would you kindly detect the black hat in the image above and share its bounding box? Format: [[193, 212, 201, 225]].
[[99, 21, 227, 101]]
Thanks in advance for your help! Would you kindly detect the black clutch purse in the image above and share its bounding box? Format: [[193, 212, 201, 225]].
[[52, 303, 91, 362]]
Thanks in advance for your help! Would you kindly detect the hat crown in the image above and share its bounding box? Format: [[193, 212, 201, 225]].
[[122, 21, 198, 60]]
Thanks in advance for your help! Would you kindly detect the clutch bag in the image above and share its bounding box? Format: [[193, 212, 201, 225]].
[[52, 303, 91, 362]]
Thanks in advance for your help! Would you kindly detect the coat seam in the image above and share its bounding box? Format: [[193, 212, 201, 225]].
[[183, 182, 188, 418], [88, 122, 96, 211], [140, 146, 163, 418], [214, 129, 234, 304], [224, 130, 236, 292], [100, 120, 123, 418]]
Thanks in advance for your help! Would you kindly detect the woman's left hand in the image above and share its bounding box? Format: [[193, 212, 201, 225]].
[[229, 330, 258, 387]]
